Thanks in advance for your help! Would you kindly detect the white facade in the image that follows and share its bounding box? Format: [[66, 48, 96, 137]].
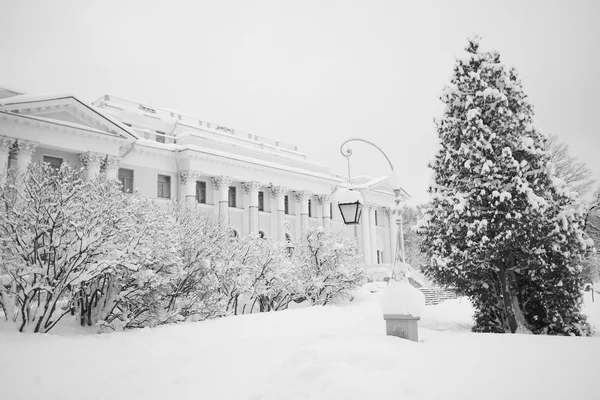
[[0, 91, 409, 266]]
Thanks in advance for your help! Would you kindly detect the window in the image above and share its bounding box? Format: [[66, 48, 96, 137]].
[[258, 230, 266, 239], [285, 233, 292, 243], [374, 210, 378, 226], [330, 203, 333, 218], [42, 155, 62, 170], [308, 199, 312, 217], [284, 195, 289, 214], [377, 250, 382, 264], [156, 131, 166, 144], [196, 181, 206, 204], [157, 174, 171, 198], [258, 191, 264, 211], [228, 186, 236, 208], [118, 168, 134, 193]]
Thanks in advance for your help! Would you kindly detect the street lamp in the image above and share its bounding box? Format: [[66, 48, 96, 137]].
[[285, 241, 295, 257], [338, 138, 424, 342], [338, 138, 406, 264], [280, 221, 294, 257], [335, 188, 363, 225]]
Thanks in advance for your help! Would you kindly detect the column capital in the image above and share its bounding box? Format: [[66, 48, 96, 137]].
[[293, 190, 312, 202], [212, 175, 232, 189], [269, 185, 287, 197], [0, 136, 15, 153], [181, 170, 200, 184], [363, 201, 375, 210], [105, 156, 120, 170], [15, 140, 37, 156], [316, 194, 331, 205], [241, 181, 261, 194], [79, 152, 104, 168]]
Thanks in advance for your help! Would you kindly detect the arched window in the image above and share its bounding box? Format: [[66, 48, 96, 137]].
[[258, 230, 266, 239]]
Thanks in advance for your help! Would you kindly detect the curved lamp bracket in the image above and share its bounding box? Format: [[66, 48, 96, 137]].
[[339, 138, 396, 172]]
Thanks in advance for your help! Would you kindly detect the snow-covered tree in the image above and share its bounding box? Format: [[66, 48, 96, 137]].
[[295, 226, 366, 305], [403, 204, 427, 270], [545, 134, 595, 198], [418, 36, 593, 335]]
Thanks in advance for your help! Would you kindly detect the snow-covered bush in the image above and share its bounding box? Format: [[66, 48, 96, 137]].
[[0, 163, 164, 332], [93, 199, 182, 330], [225, 234, 300, 314], [294, 226, 367, 305], [418, 36, 592, 335]]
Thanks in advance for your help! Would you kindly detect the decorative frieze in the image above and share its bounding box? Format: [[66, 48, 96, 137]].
[[241, 181, 261, 194], [211, 175, 232, 189]]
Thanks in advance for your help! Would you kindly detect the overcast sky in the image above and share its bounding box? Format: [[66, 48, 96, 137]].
[[1, 0, 598, 204]]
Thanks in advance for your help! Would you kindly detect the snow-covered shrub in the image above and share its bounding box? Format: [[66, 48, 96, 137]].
[[294, 226, 367, 305], [419, 36, 592, 335], [0, 163, 163, 332], [92, 198, 182, 330], [224, 234, 299, 314]]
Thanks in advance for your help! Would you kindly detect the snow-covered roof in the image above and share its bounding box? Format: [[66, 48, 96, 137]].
[[0, 94, 139, 140], [135, 138, 344, 183]]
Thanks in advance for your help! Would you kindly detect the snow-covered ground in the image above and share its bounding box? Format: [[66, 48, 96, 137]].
[[1, 287, 599, 400]]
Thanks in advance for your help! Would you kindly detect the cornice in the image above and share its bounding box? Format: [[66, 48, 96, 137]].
[[0, 111, 126, 144]]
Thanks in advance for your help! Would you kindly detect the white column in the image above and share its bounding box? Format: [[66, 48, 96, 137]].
[[180, 170, 199, 204], [105, 156, 120, 181], [383, 207, 393, 263], [15, 140, 37, 176], [242, 181, 261, 234], [212, 176, 232, 224], [317, 195, 331, 229], [361, 202, 372, 265], [388, 207, 397, 264], [294, 190, 311, 233], [270, 185, 287, 242], [369, 205, 378, 265], [79, 152, 103, 181], [0, 136, 14, 187]]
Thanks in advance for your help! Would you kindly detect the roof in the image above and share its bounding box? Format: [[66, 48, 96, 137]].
[[0, 94, 139, 140]]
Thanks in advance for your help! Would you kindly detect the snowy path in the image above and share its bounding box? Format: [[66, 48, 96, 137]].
[[1, 291, 599, 400]]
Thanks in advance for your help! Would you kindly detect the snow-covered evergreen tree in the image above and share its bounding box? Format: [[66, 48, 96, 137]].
[[418, 36, 593, 335]]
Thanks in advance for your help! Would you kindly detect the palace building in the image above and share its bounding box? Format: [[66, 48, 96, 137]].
[[0, 89, 408, 266]]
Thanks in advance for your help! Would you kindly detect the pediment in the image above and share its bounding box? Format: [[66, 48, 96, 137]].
[[0, 95, 138, 140]]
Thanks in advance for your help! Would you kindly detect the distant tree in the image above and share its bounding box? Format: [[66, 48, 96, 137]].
[[418, 36, 592, 336], [545, 134, 595, 198], [401, 204, 427, 270]]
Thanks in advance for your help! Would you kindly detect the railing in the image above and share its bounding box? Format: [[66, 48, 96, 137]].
[[134, 129, 177, 145], [418, 287, 459, 306], [95, 95, 300, 153]]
